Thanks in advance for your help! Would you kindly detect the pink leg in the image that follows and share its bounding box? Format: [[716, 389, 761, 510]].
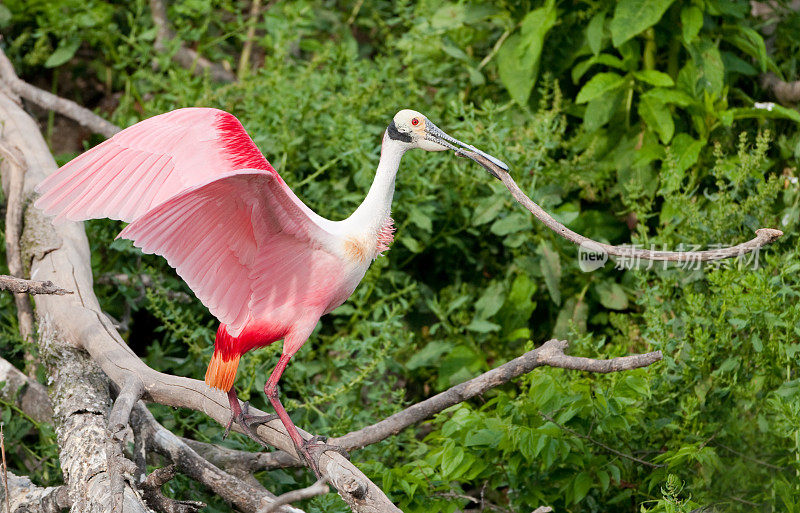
[[264, 353, 348, 477], [224, 386, 277, 445]]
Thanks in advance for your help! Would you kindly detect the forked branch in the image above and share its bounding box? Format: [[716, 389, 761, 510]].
[[462, 151, 783, 262]]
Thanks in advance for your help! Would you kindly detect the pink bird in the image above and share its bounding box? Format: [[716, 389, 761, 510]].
[[34, 107, 508, 475]]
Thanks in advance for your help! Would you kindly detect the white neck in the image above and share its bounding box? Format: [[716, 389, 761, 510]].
[[347, 134, 406, 228]]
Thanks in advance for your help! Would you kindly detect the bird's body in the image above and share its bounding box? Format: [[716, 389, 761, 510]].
[[34, 107, 507, 475]]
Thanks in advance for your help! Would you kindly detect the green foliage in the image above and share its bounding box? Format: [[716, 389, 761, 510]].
[[2, 1, 799, 512]]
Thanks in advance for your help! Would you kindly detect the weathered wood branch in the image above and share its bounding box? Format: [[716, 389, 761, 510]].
[[331, 339, 662, 450], [0, 48, 120, 138], [0, 357, 52, 424], [148, 0, 236, 82], [258, 478, 330, 513], [761, 72, 800, 104], [0, 470, 70, 513], [461, 151, 783, 262], [0, 275, 72, 295]]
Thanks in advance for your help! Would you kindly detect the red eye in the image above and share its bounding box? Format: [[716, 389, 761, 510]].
[[411, 118, 419, 126]]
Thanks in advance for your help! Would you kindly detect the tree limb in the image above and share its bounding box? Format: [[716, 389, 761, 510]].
[[761, 72, 800, 104], [0, 48, 120, 138], [0, 357, 53, 425], [461, 151, 783, 262], [258, 478, 330, 513], [0, 275, 72, 295], [0, 470, 70, 513], [148, 0, 236, 82], [331, 339, 661, 451]]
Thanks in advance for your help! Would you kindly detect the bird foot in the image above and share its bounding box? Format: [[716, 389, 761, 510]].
[[223, 401, 279, 447], [297, 437, 350, 478]]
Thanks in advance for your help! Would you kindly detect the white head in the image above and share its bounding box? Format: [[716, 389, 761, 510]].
[[386, 109, 509, 173]]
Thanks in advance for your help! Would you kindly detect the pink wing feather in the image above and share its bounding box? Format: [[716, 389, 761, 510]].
[[34, 108, 342, 337], [35, 108, 276, 223]]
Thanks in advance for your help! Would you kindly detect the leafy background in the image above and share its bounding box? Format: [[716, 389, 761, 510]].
[[1, 0, 799, 512]]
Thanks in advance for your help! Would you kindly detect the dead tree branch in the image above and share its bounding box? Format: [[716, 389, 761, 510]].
[[461, 151, 783, 262], [0, 357, 52, 424], [140, 465, 205, 513], [258, 478, 330, 513], [149, 0, 236, 82], [331, 339, 661, 450], [0, 142, 38, 376], [0, 48, 120, 138], [0, 470, 70, 513], [130, 403, 303, 513], [538, 411, 664, 468], [0, 275, 72, 295], [761, 72, 800, 104]]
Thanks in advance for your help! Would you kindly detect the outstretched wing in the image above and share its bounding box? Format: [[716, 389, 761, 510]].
[[118, 170, 343, 336], [35, 108, 278, 223]]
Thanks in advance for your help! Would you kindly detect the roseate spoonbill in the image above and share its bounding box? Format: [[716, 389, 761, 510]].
[[34, 107, 508, 474]]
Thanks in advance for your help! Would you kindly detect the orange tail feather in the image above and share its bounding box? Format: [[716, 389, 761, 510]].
[[205, 350, 241, 392]]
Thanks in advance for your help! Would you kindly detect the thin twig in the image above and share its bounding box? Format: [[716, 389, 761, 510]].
[[0, 48, 120, 138], [716, 442, 785, 471], [539, 411, 664, 468], [462, 150, 783, 262], [0, 275, 72, 295], [257, 478, 329, 513], [478, 27, 513, 70], [1, 425, 9, 513]]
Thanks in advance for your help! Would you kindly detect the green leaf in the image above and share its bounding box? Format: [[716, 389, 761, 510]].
[[576, 72, 625, 104], [45, 39, 81, 68], [475, 282, 506, 319], [0, 5, 12, 28], [681, 6, 703, 42], [642, 87, 694, 107], [572, 471, 593, 503], [586, 11, 606, 55], [466, 319, 501, 333], [609, 0, 677, 47], [669, 133, 704, 175], [539, 241, 561, 305], [596, 281, 628, 310], [490, 212, 530, 236], [497, 0, 557, 105], [724, 24, 768, 73], [638, 95, 674, 143], [406, 341, 453, 370], [633, 69, 674, 87], [584, 89, 623, 131], [408, 206, 432, 232], [730, 104, 800, 124], [572, 53, 625, 83], [472, 194, 506, 226], [689, 41, 725, 96]]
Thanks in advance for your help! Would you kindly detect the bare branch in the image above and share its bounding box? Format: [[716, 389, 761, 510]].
[[0, 275, 72, 295], [130, 403, 303, 513], [180, 437, 301, 471], [149, 0, 236, 82], [332, 339, 661, 451], [0, 357, 53, 424], [141, 465, 205, 513], [0, 142, 38, 376], [538, 411, 664, 468], [238, 0, 263, 80], [761, 72, 800, 104], [462, 150, 783, 262], [0, 48, 120, 138], [0, 470, 70, 513], [108, 377, 144, 439], [258, 478, 330, 513]]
